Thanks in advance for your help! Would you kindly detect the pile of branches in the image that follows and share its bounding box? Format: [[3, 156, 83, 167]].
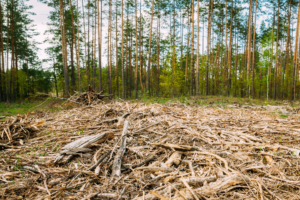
[[0, 113, 45, 147], [1, 101, 300, 199], [69, 88, 113, 105]]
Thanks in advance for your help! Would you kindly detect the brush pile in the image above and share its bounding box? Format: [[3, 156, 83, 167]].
[[69, 89, 113, 105], [0, 113, 45, 147], [1, 101, 300, 199]]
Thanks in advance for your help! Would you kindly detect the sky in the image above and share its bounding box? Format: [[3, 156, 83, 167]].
[[27, 0, 54, 69]]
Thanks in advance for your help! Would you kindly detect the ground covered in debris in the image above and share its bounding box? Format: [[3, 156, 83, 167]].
[[1, 99, 300, 199]]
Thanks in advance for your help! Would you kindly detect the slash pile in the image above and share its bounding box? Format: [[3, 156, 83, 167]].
[[1, 101, 300, 199], [68, 91, 113, 105]]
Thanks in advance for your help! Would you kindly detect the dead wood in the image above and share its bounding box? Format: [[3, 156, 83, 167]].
[[1, 101, 300, 199], [111, 121, 129, 177]]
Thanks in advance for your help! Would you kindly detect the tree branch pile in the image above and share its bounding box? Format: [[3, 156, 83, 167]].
[[68, 90, 113, 105], [1, 101, 300, 199]]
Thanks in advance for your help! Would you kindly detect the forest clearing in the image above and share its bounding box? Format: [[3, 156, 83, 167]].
[[1, 95, 300, 199]]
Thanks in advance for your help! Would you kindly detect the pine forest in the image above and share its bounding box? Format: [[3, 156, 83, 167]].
[[1, 0, 300, 100]]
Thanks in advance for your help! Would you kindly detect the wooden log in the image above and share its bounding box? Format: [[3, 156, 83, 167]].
[[111, 121, 129, 177], [54, 132, 114, 164]]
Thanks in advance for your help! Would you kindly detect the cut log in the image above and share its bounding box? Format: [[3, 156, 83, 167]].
[[111, 121, 129, 177], [54, 132, 114, 164]]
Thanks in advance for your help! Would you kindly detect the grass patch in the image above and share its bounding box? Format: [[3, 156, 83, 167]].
[[0, 101, 45, 117]]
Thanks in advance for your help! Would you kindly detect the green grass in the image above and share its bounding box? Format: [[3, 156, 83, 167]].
[[0, 101, 46, 117]]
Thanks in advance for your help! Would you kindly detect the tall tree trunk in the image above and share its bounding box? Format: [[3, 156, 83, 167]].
[[129, 31, 132, 97], [93, 1, 97, 90], [139, 0, 143, 95], [190, 0, 194, 96], [87, 0, 90, 86], [6, 2, 9, 102], [196, 0, 200, 96], [76, 0, 81, 93], [98, 0, 102, 92], [121, 0, 124, 98], [172, 0, 176, 97], [227, 0, 234, 97], [251, 0, 257, 99], [82, 0, 87, 91], [274, 0, 280, 100], [269, 7, 275, 100], [292, 0, 300, 100], [146, 0, 154, 96], [157, 7, 160, 97], [246, 0, 253, 98], [116, 0, 119, 97], [234, 0, 238, 97], [206, 0, 213, 95], [59, 0, 70, 97], [185, 8, 190, 95], [224, 0, 228, 92], [284, 1, 291, 99], [0, 2, 3, 102], [134, 0, 138, 99], [108, 0, 112, 98]]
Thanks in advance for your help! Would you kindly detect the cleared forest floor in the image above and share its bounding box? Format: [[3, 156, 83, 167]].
[[1, 96, 300, 199]]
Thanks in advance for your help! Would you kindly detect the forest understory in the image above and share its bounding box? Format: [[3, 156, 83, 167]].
[[1, 96, 300, 199]]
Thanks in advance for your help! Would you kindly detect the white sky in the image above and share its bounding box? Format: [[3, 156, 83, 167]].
[[27, 0, 54, 69]]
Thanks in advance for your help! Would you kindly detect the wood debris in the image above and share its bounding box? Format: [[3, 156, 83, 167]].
[[1, 101, 300, 199]]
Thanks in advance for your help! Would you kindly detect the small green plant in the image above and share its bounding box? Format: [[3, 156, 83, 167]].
[[279, 113, 288, 119]]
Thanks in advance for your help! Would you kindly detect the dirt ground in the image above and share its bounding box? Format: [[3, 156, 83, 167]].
[[1, 98, 300, 199]]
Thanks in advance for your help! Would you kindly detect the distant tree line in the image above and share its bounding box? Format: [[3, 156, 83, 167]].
[[2, 0, 300, 101]]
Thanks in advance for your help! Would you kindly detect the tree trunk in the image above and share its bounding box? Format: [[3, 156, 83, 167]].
[[190, 0, 194, 96], [59, 0, 70, 97], [108, 0, 112, 98], [93, 1, 97, 90], [139, 0, 143, 95], [87, 0, 90, 86], [76, 0, 81, 93], [146, 0, 154, 96], [196, 0, 200, 96], [129, 31, 132, 97], [251, 0, 257, 99], [134, 0, 138, 99], [206, 0, 213, 95], [226, 0, 233, 97], [82, 0, 87, 91], [0, 2, 3, 102], [185, 8, 190, 95], [274, 0, 280, 100], [246, 0, 253, 98], [292, 0, 300, 100], [284, 1, 291, 99], [116, 0, 119, 97], [224, 0, 228, 93], [71, 41, 75, 93], [121, 0, 124, 98], [99, 0, 102, 92], [157, 7, 160, 97]]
